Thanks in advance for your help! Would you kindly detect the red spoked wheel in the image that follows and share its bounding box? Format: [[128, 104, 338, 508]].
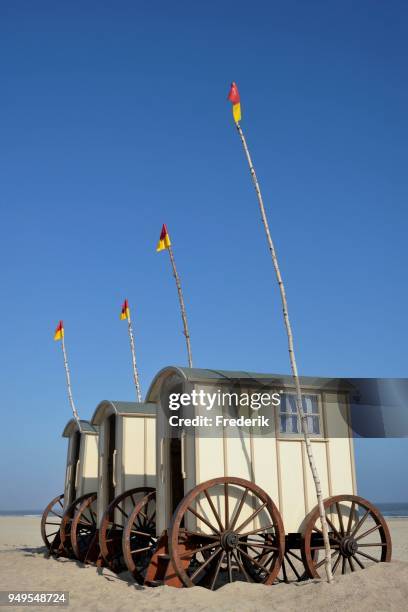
[[41, 494, 64, 553], [169, 477, 285, 590], [71, 493, 99, 563], [122, 491, 157, 584], [302, 494, 392, 578], [59, 492, 97, 558], [99, 487, 155, 573]]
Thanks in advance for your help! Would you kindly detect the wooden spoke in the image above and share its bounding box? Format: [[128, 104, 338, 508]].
[[358, 542, 386, 547], [245, 543, 268, 557], [190, 547, 222, 582], [179, 541, 220, 560], [353, 554, 365, 569], [49, 510, 63, 519], [181, 530, 219, 540], [356, 550, 380, 563], [350, 509, 370, 538], [243, 541, 278, 551], [187, 505, 220, 534], [355, 524, 381, 542], [130, 545, 154, 555], [281, 559, 288, 582], [236, 545, 271, 574], [346, 501, 356, 535], [348, 556, 355, 572], [332, 552, 342, 574], [287, 550, 303, 563], [335, 503, 345, 536], [229, 487, 249, 531], [227, 550, 233, 582], [284, 552, 301, 581], [224, 483, 229, 530], [204, 489, 224, 532], [209, 551, 225, 590], [235, 502, 267, 534], [116, 505, 129, 520], [325, 515, 342, 541], [238, 524, 275, 538], [342, 555, 347, 574], [231, 549, 252, 582], [314, 551, 337, 570], [130, 529, 151, 538]]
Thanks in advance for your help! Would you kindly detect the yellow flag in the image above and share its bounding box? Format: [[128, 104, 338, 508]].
[[54, 320, 64, 341], [120, 299, 130, 320], [156, 224, 171, 252]]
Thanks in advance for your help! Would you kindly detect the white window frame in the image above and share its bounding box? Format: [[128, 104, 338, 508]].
[[277, 392, 323, 438]]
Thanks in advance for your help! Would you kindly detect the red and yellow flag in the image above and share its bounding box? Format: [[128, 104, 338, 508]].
[[227, 82, 241, 123], [54, 320, 64, 341], [120, 299, 130, 320], [156, 223, 171, 252]]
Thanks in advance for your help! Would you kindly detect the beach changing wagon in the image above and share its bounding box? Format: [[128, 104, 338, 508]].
[[67, 400, 156, 568], [41, 418, 98, 554], [121, 367, 392, 589]]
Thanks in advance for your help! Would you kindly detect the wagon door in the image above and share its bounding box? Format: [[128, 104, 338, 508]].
[[106, 414, 116, 504], [64, 430, 80, 508]]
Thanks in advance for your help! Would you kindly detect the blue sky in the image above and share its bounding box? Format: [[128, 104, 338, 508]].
[[0, 1, 407, 509]]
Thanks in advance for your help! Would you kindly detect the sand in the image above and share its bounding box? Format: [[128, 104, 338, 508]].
[[0, 516, 407, 611]]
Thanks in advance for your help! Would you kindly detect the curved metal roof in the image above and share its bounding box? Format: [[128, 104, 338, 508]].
[[146, 366, 355, 402], [62, 419, 98, 438], [91, 400, 156, 426]]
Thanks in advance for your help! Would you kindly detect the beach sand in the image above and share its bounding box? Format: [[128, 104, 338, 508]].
[[0, 516, 407, 611]]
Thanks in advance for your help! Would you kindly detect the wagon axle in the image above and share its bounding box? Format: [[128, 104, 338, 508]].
[[221, 531, 240, 551], [339, 536, 359, 557]]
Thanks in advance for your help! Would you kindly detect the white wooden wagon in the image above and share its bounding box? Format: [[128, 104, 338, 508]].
[[41, 419, 98, 554], [120, 367, 392, 588], [65, 400, 156, 568]]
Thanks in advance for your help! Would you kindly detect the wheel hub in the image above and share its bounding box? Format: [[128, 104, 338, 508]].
[[221, 531, 239, 550], [340, 537, 358, 557]]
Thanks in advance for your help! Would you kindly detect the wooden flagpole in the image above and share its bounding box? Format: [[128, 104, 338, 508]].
[[60, 333, 81, 430], [126, 308, 142, 403], [231, 94, 333, 583], [167, 244, 193, 368]]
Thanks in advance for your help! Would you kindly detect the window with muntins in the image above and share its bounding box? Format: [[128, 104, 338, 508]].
[[279, 393, 321, 435]]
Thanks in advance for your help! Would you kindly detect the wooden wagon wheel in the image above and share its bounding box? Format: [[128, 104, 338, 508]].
[[99, 487, 155, 573], [59, 492, 97, 558], [41, 494, 64, 553], [302, 494, 392, 578], [169, 477, 285, 590], [122, 491, 157, 584], [71, 493, 99, 563]]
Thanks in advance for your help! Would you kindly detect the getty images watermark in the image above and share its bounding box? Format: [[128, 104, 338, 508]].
[[168, 389, 281, 427]]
